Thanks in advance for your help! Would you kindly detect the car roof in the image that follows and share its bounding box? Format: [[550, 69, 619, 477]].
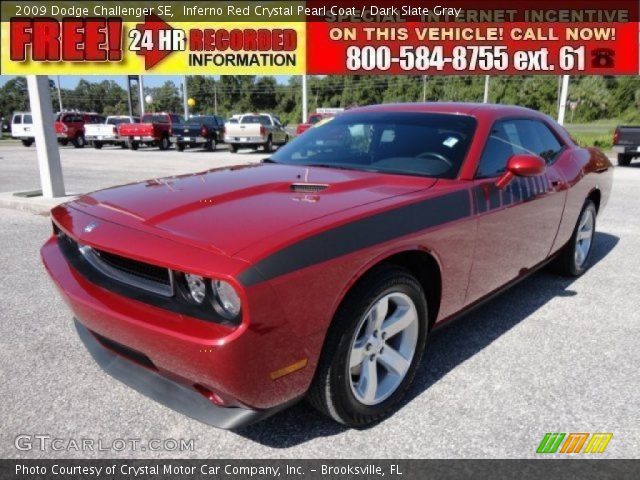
[[345, 102, 545, 121]]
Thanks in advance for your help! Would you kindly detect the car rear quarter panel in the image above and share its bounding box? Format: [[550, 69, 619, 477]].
[[550, 147, 613, 253]]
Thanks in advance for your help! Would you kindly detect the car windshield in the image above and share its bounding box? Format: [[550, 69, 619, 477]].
[[241, 115, 271, 125], [107, 118, 132, 125], [270, 112, 477, 179], [187, 116, 211, 125]]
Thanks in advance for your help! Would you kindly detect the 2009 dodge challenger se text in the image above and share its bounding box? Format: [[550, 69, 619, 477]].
[[42, 103, 612, 428]]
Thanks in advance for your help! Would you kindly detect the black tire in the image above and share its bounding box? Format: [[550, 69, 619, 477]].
[[552, 200, 597, 277], [60, 139, 69, 146], [283, 135, 289, 145], [307, 265, 429, 427], [617, 154, 631, 166], [159, 136, 170, 151], [93, 141, 103, 149], [264, 136, 273, 153], [206, 139, 216, 152], [120, 142, 128, 149], [230, 144, 238, 153], [73, 134, 86, 148], [21, 139, 33, 147], [176, 142, 185, 152], [130, 141, 139, 151]]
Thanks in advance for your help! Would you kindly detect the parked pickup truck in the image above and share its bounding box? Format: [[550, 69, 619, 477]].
[[85, 116, 139, 149], [174, 115, 225, 152], [613, 125, 640, 166], [224, 113, 288, 153], [295, 108, 344, 136], [55, 112, 105, 148], [11, 112, 35, 146], [118, 113, 184, 150]]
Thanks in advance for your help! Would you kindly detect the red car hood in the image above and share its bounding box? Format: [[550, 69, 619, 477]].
[[68, 164, 436, 257]]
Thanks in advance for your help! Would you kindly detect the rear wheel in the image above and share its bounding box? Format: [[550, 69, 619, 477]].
[[130, 141, 139, 151], [308, 266, 428, 427], [93, 141, 103, 149], [230, 144, 238, 153], [552, 200, 597, 277], [176, 142, 185, 152], [206, 139, 216, 152], [73, 134, 86, 148], [60, 139, 69, 146], [21, 139, 33, 147], [617, 154, 631, 166], [264, 136, 273, 153], [159, 136, 170, 151]]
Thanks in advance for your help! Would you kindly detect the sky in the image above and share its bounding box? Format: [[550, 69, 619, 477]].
[[0, 75, 293, 88]]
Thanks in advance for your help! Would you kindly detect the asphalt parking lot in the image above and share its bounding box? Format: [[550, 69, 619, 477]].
[[0, 141, 638, 458]]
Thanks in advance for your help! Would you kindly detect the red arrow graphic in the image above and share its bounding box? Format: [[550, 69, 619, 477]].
[[134, 13, 176, 70]]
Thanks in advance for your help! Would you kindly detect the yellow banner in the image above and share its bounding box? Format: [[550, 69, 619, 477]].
[[1, 20, 306, 74]]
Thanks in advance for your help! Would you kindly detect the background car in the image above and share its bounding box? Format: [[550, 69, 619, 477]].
[[224, 113, 288, 153], [10, 112, 34, 146], [174, 115, 225, 151], [118, 113, 184, 150], [55, 112, 105, 148]]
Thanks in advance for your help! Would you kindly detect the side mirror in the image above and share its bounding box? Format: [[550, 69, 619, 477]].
[[496, 154, 546, 189]]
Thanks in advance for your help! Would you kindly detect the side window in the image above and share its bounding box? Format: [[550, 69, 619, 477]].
[[23, 115, 32, 123], [529, 121, 563, 163], [13, 115, 22, 124], [477, 120, 527, 178]]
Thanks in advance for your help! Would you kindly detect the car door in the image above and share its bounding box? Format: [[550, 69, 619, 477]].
[[465, 118, 568, 304]]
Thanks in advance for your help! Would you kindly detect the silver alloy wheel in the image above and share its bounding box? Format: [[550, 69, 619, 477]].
[[348, 292, 419, 406], [575, 208, 595, 268]]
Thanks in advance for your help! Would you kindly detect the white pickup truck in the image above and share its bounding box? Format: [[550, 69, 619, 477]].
[[224, 113, 288, 153], [84, 115, 139, 149], [11, 112, 35, 147]]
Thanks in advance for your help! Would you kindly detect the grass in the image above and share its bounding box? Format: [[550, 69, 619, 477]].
[[564, 121, 616, 150]]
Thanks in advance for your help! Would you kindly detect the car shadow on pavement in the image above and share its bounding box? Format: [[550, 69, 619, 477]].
[[234, 231, 619, 448]]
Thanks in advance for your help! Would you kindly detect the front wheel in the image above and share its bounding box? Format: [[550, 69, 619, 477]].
[[552, 200, 597, 277], [308, 266, 428, 427], [73, 134, 86, 148], [617, 154, 631, 166], [159, 136, 170, 150], [93, 141, 103, 149], [21, 139, 33, 147]]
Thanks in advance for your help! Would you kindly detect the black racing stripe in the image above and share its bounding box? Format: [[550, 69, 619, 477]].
[[473, 185, 487, 214], [239, 190, 471, 286]]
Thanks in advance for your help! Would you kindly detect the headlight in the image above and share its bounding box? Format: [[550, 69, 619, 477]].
[[184, 273, 206, 304], [211, 279, 242, 318]]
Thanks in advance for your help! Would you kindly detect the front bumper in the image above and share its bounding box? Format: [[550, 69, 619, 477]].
[[126, 135, 157, 142], [225, 135, 266, 145], [74, 319, 295, 428], [613, 145, 640, 155], [41, 211, 313, 417], [174, 135, 207, 144], [85, 135, 119, 142]]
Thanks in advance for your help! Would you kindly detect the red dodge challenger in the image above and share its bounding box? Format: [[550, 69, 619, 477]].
[[42, 103, 613, 428]]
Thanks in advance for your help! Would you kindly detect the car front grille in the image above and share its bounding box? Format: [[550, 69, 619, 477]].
[[57, 232, 174, 297]]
